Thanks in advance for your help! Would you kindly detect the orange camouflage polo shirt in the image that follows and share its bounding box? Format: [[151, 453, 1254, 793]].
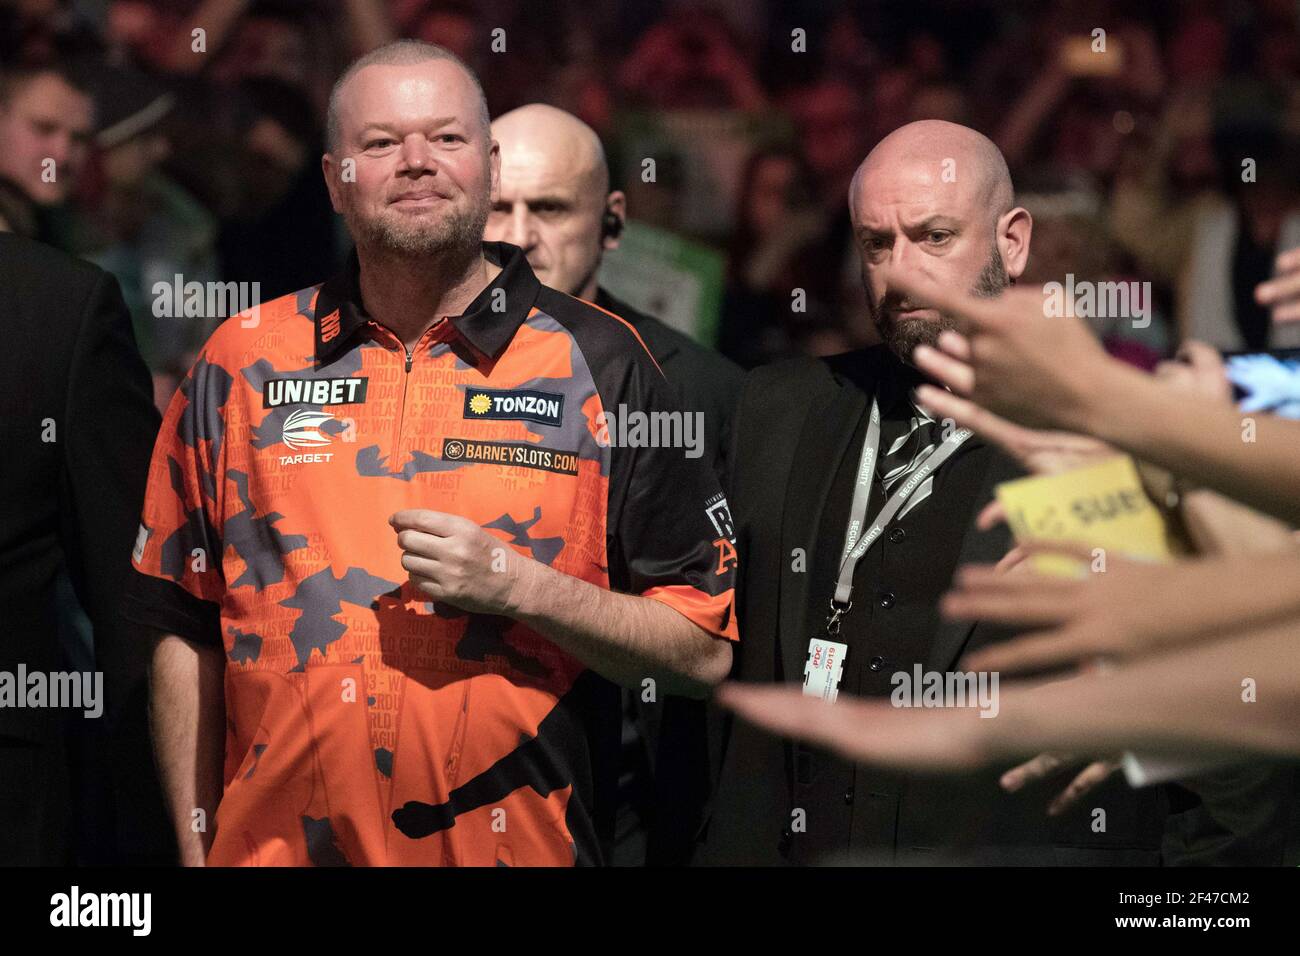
[[125, 242, 738, 866]]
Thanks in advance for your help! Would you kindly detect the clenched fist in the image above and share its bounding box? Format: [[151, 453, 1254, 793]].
[[390, 509, 534, 616]]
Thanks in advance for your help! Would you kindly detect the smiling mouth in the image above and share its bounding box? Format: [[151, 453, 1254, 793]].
[[390, 194, 449, 206]]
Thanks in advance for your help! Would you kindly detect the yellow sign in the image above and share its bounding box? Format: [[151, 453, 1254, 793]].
[[995, 456, 1173, 576]]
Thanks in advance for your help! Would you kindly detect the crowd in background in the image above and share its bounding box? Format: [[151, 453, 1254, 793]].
[[3, 0, 1300, 400]]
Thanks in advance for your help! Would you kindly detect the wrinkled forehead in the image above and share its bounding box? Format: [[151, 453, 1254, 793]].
[[497, 133, 605, 206], [498, 142, 579, 195], [851, 153, 987, 229]]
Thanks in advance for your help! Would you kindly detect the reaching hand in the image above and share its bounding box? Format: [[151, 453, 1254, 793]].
[[1255, 247, 1300, 324], [1154, 340, 1232, 404], [1000, 751, 1123, 816], [715, 682, 992, 771], [949, 543, 1300, 676], [913, 328, 1121, 532], [896, 274, 1113, 434]]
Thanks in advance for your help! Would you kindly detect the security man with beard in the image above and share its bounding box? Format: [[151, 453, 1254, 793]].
[[701, 120, 1174, 865]]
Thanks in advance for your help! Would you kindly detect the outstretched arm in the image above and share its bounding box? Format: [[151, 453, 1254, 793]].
[[893, 275, 1300, 526], [718, 615, 1300, 772]]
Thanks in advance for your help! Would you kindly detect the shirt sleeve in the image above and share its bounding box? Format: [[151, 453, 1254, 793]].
[[122, 348, 234, 647], [604, 348, 739, 642]]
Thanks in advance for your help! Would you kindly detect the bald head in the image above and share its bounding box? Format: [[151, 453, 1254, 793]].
[[485, 104, 623, 299], [850, 120, 1014, 221], [492, 104, 609, 200], [327, 40, 488, 153], [848, 120, 1031, 363]]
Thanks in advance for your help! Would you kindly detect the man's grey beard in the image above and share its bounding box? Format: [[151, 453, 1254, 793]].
[[869, 243, 1009, 363], [347, 193, 490, 260]]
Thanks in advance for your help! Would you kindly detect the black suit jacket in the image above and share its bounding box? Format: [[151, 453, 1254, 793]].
[[700, 347, 1173, 865], [594, 288, 745, 865], [0, 233, 171, 863]]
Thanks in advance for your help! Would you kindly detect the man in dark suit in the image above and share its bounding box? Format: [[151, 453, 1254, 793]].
[[486, 104, 743, 865], [699, 120, 1180, 865], [485, 104, 741, 472], [0, 232, 171, 863]]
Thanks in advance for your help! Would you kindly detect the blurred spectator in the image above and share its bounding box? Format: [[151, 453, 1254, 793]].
[[539, 19, 615, 136], [720, 145, 846, 367], [981, 4, 1165, 179], [1165, 3, 1228, 87], [1110, 94, 1300, 351], [0, 61, 93, 241], [71, 66, 219, 397], [1017, 171, 1170, 367], [216, 77, 340, 302], [618, 3, 765, 111], [406, 1, 476, 61], [0, 0, 104, 63], [114, 0, 344, 112], [782, 78, 866, 210], [102, 0, 185, 67], [207, 4, 319, 90]]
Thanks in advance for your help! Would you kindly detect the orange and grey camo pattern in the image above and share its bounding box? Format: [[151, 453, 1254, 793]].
[[128, 245, 737, 866]]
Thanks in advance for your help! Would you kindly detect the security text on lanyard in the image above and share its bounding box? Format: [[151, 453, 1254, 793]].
[[826, 395, 972, 635]]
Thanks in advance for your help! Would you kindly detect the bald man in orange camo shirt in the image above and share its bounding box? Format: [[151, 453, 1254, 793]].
[[125, 40, 736, 867]]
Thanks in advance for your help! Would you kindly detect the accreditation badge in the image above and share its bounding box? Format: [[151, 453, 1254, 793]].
[[802, 636, 848, 703]]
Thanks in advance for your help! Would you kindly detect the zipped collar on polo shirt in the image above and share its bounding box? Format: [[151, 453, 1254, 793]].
[[312, 241, 541, 367]]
